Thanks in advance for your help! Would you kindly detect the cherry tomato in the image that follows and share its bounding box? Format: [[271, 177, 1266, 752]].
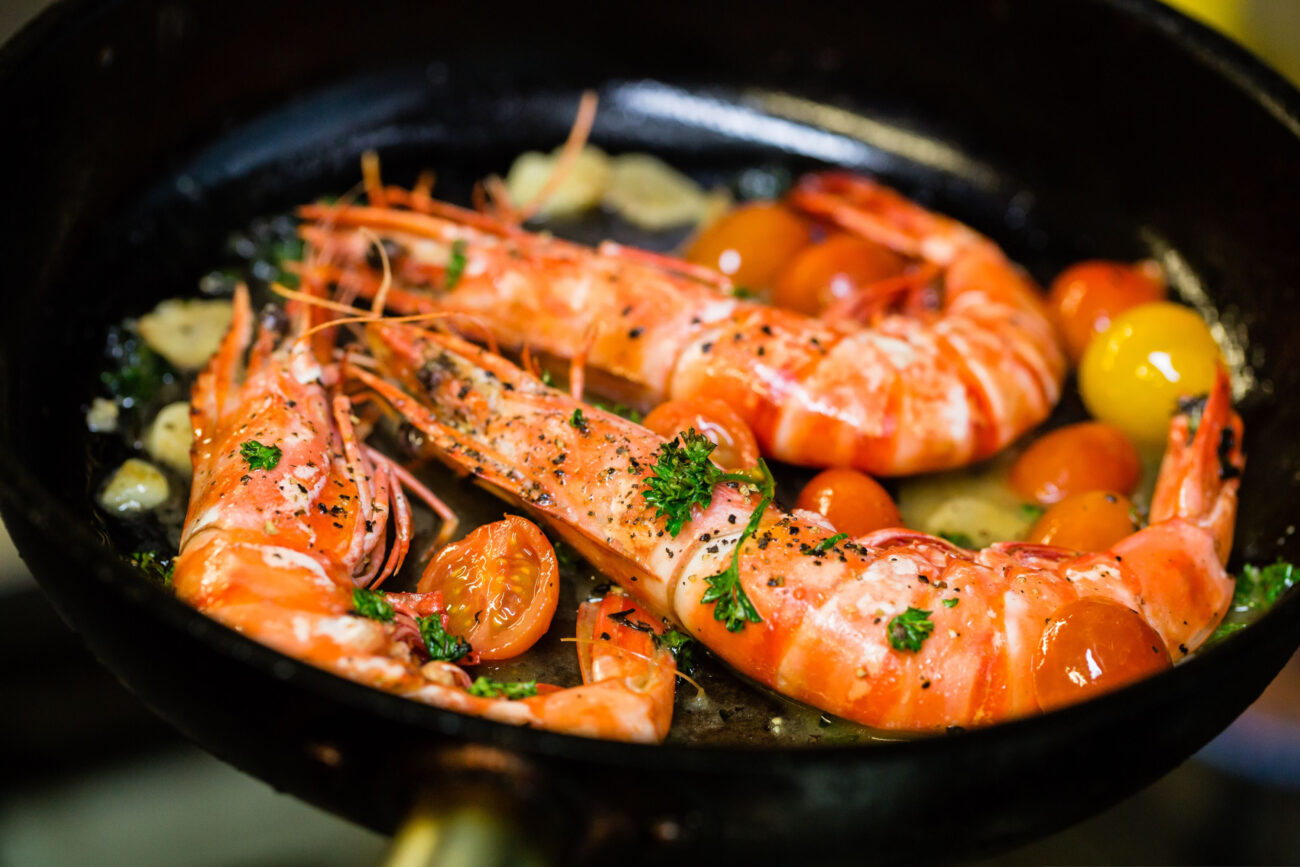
[[1032, 597, 1171, 712], [795, 468, 903, 537], [684, 202, 811, 293], [771, 233, 907, 315], [1079, 302, 1223, 444], [642, 398, 760, 471], [1009, 422, 1141, 505], [1027, 490, 1139, 552], [416, 516, 559, 660], [1048, 260, 1166, 364]]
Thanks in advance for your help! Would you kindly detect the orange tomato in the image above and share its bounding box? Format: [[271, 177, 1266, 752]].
[[772, 233, 907, 315], [1027, 490, 1139, 552], [1009, 422, 1141, 505], [416, 516, 559, 660], [795, 468, 902, 537], [642, 398, 760, 471], [1032, 597, 1171, 712], [684, 202, 810, 293], [1048, 260, 1166, 364]]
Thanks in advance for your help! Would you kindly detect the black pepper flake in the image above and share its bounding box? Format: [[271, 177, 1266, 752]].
[[701, 342, 713, 354], [921, 680, 931, 690], [628, 327, 644, 339], [317, 503, 329, 515]]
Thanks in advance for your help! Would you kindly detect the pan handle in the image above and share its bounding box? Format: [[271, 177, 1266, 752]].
[[381, 791, 551, 867]]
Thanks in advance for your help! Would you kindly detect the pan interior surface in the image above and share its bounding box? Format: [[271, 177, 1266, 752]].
[[3, 0, 1300, 862]]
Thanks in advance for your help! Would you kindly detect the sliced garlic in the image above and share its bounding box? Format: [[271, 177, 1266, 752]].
[[99, 458, 169, 513], [86, 397, 119, 433], [603, 154, 723, 230], [137, 297, 233, 370], [143, 401, 193, 475], [504, 145, 611, 218]]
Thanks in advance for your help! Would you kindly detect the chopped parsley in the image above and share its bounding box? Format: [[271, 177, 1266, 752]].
[[240, 440, 282, 471], [129, 551, 173, 586], [1020, 503, 1045, 522], [729, 286, 757, 299], [939, 531, 975, 549], [653, 629, 700, 677], [445, 239, 468, 289], [569, 407, 589, 433], [641, 430, 774, 631], [812, 532, 848, 553], [942, 597, 960, 609], [418, 614, 472, 662], [1177, 393, 1208, 437], [591, 399, 644, 423], [888, 607, 935, 653], [539, 369, 555, 387], [468, 676, 537, 700], [352, 587, 395, 622], [1205, 561, 1296, 647], [101, 327, 169, 407]]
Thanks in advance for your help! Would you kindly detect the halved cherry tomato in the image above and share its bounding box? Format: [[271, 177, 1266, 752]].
[[684, 202, 811, 293], [772, 233, 907, 315], [1079, 301, 1222, 444], [1032, 597, 1171, 712], [795, 468, 902, 537], [1049, 260, 1166, 364], [1027, 490, 1139, 552], [642, 398, 760, 471], [1009, 422, 1141, 505], [416, 516, 559, 660]]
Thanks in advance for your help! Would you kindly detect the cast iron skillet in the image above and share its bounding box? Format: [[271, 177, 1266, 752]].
[[2, 0, 1299, 862]]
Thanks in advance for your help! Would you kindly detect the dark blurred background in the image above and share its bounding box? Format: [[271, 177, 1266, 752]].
[[3, 1, 1298, 864]]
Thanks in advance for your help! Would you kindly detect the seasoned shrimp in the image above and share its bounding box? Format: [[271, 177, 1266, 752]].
[[356, 322, 1239, 731], [297, 169, 1065, 475], [173, 286, 675, 742]]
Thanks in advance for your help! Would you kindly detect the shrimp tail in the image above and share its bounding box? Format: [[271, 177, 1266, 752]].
[[1148, 367, 1244, 564]]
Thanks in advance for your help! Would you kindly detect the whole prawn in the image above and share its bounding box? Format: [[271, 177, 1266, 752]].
[[297, 170, 1065, 476], [172, 285, 676, 742], [355, 320, 1240, 731]]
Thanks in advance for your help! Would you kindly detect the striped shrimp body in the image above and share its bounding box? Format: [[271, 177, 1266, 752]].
[[174, 286, 675, 742], [298, 170, 1065, 475], [357, 322, 1239, 731]]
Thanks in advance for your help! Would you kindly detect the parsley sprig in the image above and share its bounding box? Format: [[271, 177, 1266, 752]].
[[240, 440, 282, 471], [129, 550, 174, 586], [445, 239, 468, 289], [1206, 560, 1296, 646], [888, 607, 935, 652], [468, 676, 537, 699], [641, 430, 773, 631], [352, 587, 395, 622], [418, 614, 472, 662]]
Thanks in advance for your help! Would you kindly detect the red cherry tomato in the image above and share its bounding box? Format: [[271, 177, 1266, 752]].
[[1032, 597, 1171, 712], [684, 202, 811, 293], [1027, 490, 1140, 552], [772, 233, 907, 315], [1048, 260, 1166, 364], [1009, 422, 1141, 505], [416, 516, 559, 660], [795, 468, 902, 537], [642, 398, 760, 471]]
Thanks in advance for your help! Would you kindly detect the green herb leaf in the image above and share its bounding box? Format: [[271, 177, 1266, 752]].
[[653, 628, 700, 677], [1231, 560, 1297, 612], [101, 327, 169, 407], [812, 532, 849, 553], [445, 239, 468, 289], [539, 369, 555, 387], [569, 407, 589, 433], [240, 440, 282, 471], [467, 676, 537, 700], [888, 607, 935, 653], [352, 587, 395, 622], [943, 597, 959, 609], [1020, 503, 1045, 522], [129, 551, 174, 586], [591, 399, 644, 423], [939, 531, 976, 549], [729, 285, 757, 299], [417, 614, 472, 662]]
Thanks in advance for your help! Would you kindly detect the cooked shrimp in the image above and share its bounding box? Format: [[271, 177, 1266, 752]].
[[297, 169, 1065, 475], [173, 286, 675, 742], [356, 322, 1239, 731]]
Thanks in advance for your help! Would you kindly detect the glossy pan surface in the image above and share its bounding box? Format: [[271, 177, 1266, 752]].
[[1, 0, 1299, 861]]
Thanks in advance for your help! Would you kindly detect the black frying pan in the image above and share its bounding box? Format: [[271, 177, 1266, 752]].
[[2, 0, 1299, 862]]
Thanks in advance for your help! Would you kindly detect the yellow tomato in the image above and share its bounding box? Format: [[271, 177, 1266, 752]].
[[1078, 302, 1222, 444]]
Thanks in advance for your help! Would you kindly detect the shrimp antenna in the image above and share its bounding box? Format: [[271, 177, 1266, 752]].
[[491, 89, 599, 224]]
